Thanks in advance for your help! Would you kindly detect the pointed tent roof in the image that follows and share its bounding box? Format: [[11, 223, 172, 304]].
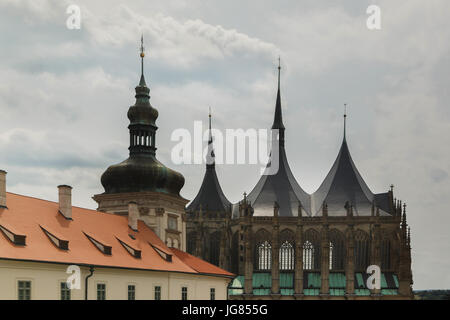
[[240, 62, 310, 217], [186, 112, 231, 213], [272, 58, 285, 130], [311, 113, 392, 216]]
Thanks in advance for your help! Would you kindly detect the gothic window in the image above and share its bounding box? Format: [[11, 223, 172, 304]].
[[231, 232, 239, 274], [187, 231, 196, 255], [303, 229, 321, 270], [354, 230, 370, 271], [381, 239, 391, 270], [279, 229, 295, 271], [329, 242, 334, 270], [329, 229, 345, 270], [257, 241, 272, 271], [254, 229, 272, 271], [209, 231, 221, 266], [303, 241, 314, 270], [280, 241, 294, 270]]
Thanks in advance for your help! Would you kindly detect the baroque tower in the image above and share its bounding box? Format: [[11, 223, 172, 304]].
[[94, 37, 189, 250]]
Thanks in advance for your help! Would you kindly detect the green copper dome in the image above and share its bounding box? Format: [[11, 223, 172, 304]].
[[101, 155, 185, 195]]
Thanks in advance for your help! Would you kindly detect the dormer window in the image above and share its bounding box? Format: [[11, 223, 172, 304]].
[[116, 237, 141, 258], [40, 226, 69, 250], [84, 232, 112, 255], [150, 243, 172, 262], [0, 224, 26, 246]]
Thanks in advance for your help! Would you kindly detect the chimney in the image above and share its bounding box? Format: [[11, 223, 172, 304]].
[[0, 170, 6, 208], [128, 201, 138, 231], [58, 185, 72, 220]]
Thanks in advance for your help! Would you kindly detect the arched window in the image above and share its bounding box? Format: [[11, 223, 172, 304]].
[[254, 229, 272, 271], [187, 231, 196, 255], [329, 229, 345, 270], [279, 229, 295, 270], [303, 229, 321, 270], [354, 230, 370, 271], [279, 241, 294, 270], [303, 241, 314, 270], [381, 239, 391, 270], [231, 232, 239, 274], [209, 231, 221, 266], [257, 241, 272, 271]]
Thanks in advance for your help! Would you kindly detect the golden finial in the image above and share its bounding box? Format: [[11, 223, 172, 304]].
[[140, 34, 145, 58]]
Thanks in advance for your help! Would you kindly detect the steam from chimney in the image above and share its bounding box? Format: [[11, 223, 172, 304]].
[[58, 185, 72, 220], [0, 170, 6, 208], [128, 201, 138, 231]]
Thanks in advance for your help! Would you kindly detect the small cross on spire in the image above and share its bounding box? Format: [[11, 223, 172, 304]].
[[208, 107, 212, 142], [343, 103, 348, 141], [277, 56, 281, 90]]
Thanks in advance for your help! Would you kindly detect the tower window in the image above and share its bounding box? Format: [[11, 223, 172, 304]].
[[210, 288, 216, 300], [168, 216, 178, 230]]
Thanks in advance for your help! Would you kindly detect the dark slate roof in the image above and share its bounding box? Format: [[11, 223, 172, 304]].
[[234, 67, 310, 217], [244, 145, 311, 217], [311, 138, 392, 216], [186, 166, 231, 213], [271, 69, 285, 130], [186, 114, 231, 213]]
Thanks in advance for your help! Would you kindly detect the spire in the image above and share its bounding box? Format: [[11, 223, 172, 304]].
[[208, 107, 213, 143], [272, 57, 285, 131], [277, 56, 281, 91], [206, 107, 215, 168], [139, 34, 146, 86], [127, 35, 158, 156], [186, 108, 231, 214], [343, 103, 347, 142]]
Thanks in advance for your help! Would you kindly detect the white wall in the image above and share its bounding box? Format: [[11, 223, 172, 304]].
[[0, 259, 230, 300]]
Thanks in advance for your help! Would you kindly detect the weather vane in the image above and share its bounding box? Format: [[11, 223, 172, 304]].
[[140, 34, 145, 76]]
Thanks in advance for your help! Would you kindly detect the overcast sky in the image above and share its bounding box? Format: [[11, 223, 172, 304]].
[[1, 0, 449, 290]]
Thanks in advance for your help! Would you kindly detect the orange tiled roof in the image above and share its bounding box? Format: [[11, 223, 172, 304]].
[[0, 192, 233, 278], [170, 248, 234, 277]]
